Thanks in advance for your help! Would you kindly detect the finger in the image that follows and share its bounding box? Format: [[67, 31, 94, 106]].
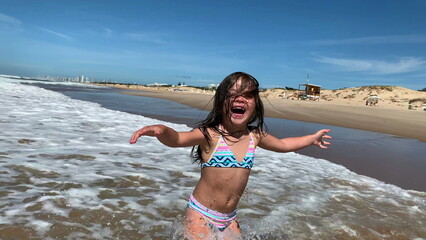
[[322, 135, 332, 139], [129, 134, 139, 144], [129, 130, 143, 144], [319, 144, 328, 149]]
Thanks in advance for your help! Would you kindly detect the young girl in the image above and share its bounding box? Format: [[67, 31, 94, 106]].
[[130, 72, 331, 239]]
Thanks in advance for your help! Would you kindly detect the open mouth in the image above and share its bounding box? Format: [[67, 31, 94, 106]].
[[231, 106, 246, 118]]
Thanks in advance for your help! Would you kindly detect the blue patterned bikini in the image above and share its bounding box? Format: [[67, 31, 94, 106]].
[[187, 131, 256, 231], [200, 132, 256, 169]]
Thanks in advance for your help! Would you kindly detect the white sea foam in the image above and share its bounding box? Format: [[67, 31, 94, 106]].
[[0, 77, 425, 239]]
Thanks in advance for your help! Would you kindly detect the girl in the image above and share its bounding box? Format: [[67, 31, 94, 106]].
[[130, 72, 331, 239]]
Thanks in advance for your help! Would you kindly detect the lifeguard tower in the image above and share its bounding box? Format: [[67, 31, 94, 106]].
[[298, 83, 321, 101]]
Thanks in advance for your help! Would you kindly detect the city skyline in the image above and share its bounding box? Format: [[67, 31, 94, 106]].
[[1, 0, 426, 90]]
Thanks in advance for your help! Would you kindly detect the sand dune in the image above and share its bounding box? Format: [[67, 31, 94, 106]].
[[263, 86, 426, 111]]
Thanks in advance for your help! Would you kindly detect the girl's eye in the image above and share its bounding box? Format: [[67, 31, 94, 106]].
[[227, 90, 256, 99], [243, 93, 255, 99]]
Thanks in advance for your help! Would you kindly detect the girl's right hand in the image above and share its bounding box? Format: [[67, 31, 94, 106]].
[[129, 125, 166, 144], [311, 129, 332, 149]]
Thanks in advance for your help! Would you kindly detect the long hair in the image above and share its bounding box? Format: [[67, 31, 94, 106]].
[[191, 72, 265, 163]]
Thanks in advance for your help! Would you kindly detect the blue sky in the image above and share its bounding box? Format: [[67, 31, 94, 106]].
[[1, 0, 425, 90]]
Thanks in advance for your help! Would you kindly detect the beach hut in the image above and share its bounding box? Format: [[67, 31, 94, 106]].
[[298, 83, 321, 101]]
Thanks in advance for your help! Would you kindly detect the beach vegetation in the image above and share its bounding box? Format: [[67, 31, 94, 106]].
[[344, 94, 356, 99], [336, 87, 350, 90], [420, 87, 426, 92], [267, 87, 297, 91], [408, 98, 426, 104], [191, 86, 217, 91], [359, 85, 395, 92]]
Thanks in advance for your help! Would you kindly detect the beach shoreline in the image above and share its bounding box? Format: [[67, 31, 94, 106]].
[[93, 83, 426, 142]]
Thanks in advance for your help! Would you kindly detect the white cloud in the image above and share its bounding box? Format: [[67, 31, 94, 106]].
[[315, 55, 426, 74], [37, 27, 73, 40], [308, 35, 426, 46], [0, 13, 22, 32]]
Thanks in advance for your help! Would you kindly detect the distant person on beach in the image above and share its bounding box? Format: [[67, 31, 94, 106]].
[[130, 72, 331, 239]]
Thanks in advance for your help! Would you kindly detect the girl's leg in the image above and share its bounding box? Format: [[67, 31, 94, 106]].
[[183, 208, 212, 239], [183, 208, 242, 240], [221, 220, 242, 240]]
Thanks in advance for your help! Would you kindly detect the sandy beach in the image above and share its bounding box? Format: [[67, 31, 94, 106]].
[[93, 84, 426, 142]]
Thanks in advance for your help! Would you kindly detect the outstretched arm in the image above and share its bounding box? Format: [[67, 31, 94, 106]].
[[258, 129, 331, 153], [129, 125, 205, 147]]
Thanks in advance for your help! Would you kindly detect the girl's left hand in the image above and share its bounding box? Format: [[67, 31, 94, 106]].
[[312, 129, 332, 149]]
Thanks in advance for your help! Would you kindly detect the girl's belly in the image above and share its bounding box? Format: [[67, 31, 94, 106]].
[[191, 167, 251, 213]]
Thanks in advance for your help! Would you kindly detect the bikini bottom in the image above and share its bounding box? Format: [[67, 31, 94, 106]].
[[187, 194, 237, 232]]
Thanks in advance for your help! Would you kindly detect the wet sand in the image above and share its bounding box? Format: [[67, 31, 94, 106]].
[[118, 88, 426, 142]]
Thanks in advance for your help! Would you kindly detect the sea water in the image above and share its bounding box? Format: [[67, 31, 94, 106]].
[[0, 78, 425, 239], [29, 80, 426, 193]]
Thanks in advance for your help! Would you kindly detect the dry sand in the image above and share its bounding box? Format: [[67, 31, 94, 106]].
[[93, 84, 426, 142]]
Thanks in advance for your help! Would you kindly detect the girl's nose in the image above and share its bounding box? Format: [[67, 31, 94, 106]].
[[234, 95, 247, 102]]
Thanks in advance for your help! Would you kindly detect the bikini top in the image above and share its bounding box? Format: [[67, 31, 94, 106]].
[[200, 131, 256, 169]]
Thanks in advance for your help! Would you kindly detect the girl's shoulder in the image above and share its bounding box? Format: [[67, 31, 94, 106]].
[[195, 126, 221, 141], [248, 126, 267, 143], [205, 126, 221, 138], [197, 127, 221, 152], [248, 125, 261, 135]]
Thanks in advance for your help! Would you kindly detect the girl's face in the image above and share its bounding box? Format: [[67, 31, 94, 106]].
[[223, 78, 257, 127]]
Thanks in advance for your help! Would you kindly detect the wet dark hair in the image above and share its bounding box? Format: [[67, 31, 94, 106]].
[[191, 72, 265, 163]]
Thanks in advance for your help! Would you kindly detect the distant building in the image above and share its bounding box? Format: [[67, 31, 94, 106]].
[[207, 84, 219, 89]]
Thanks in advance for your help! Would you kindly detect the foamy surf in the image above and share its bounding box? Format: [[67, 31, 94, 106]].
[[0, 77, 425, 239]]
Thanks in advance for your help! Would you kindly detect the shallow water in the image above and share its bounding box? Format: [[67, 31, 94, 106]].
[[0, 78, 425, 239], [30, 81, 426, 192]]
